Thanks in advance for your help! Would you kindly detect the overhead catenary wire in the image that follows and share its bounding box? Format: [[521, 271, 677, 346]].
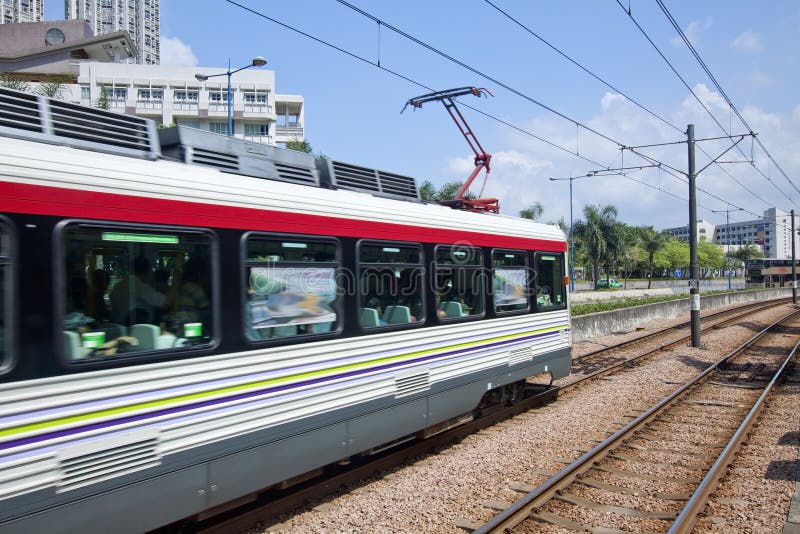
[[221, 0, 787, 229], [336, 0, 785, 223], [221, 0, 703, 208], [615, 0, 799, 211], [654, 0, 800, 199], [486, 0, 779, 216]]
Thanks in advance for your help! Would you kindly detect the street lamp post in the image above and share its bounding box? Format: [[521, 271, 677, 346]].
[[711, 207, 743, 290], [195, 56, 267, 137], [549, 173, 594, 292]]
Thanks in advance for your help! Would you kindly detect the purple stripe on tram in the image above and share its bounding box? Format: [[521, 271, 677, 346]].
[[1, 329, 562, 453]]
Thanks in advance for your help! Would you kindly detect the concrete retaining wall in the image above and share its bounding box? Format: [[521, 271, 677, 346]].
[[571, 288, 792, 342]]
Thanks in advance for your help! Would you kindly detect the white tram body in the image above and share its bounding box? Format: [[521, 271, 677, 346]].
[[0, 89, 570, 532]]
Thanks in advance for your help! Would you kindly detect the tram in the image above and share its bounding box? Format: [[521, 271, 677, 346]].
[[0, 88, 570, 533]]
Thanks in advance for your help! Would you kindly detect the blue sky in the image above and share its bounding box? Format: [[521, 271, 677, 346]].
[[47, 1, 800, 230]]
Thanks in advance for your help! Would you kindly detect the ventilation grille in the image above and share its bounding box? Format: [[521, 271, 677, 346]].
[[0, 88, 42, 133], [158, 126, 320, 187], [49, 99, 154, 152], [378, 170, 419, 198], [57, 432, 161, 493], [275, 161, 317, 185], [508, 346, 534, 366], [395, 371, 431, 398], [190, 146, 239, 171], [0, 87, 159, 159], [320, 160, 420, 201]]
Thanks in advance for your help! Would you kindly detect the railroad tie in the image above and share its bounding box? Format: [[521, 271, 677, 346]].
[[482, 499, 512, 511], [509, 482, 537, 493], [593, 464, 701, 484], [530, 510, 630, 533], [609, 452, 709, 472], [577, 476, 691, 501], [555, 492, 679, 520], [453, 518, 481, 532]]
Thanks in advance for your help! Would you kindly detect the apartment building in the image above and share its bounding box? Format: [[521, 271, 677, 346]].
[[65, 0, 159, 64], [662, 219, 716, 243], [1, 0, 42, 24], [662, 208, 799, 259], [70, 62, 304, 146]]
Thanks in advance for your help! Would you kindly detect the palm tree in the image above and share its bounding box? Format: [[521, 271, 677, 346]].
[[639, 226, 666, 288], [417, 180, 475, 201], [574, 204, 618, 289], [519, 202, 544, 220]]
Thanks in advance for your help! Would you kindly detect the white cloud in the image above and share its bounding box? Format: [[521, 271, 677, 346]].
[[730, 30, 764, 53], [671, 16, 712, 48], [601, 92, 627, 111], [160, 36, 198, 66]]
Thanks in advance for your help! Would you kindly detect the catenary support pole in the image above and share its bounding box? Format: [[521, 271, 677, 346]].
[[688, 124, 701, 347], [792, 209, 797, 304]]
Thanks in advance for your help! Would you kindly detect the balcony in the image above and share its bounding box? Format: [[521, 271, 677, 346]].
[[238, 134, 273, 145], [136, 100, 163, 114], [172, 101, 199, 113], [276, 123, 304, 138]]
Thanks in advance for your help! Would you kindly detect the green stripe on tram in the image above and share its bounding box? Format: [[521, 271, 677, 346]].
[[0, 324, 566, 440]]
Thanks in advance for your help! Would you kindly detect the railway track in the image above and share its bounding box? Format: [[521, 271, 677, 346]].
[[568, 297, 792, 386], [153, 297, 789, 534], [472, 306, 800, 533]]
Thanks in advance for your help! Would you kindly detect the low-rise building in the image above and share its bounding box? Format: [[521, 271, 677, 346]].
[[662, 219, 716, 243], [662, 207, 798, 259], [69, 62, 304, 147]]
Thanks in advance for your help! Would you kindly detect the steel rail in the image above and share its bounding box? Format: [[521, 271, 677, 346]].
[[575, 297, 790, 361], [669, 337, 800, 533], [565, 298, 790, 389], [474, 306, 800, 533]]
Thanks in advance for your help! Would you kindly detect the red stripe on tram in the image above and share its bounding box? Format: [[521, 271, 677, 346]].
[[0, 181, 566, 252]]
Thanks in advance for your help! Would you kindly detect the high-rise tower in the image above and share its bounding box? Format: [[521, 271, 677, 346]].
[[1, 0, 43, 24], [65, 0, 159, 64]]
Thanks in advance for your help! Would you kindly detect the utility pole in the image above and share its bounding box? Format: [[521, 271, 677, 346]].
[[792, 209, 797, 304], [687, 124, 701, 348]]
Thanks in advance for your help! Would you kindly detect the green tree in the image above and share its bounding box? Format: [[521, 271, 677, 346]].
[[732, 243, 762, 276], [698, 240, 726, 277], [519, 202, 544, 220], [96, 86, 110, 110], [419, 180, 437, 201], [638, 226, 666, 288], [33, 74, 72, 99], [286, 138, 312, 153], [0, 72, 30, 92], [654, 239, 689, 277], [417, 180, 474, 201], [573, 204, 618, 289]]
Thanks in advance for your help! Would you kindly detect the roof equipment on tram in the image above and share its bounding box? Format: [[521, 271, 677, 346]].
[[402, 86, 499, 213]]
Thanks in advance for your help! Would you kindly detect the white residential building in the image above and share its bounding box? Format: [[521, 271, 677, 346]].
[[65, 0, 159, 64], [69, 62, 305, 146], [662, 219, 716, 243], [1, 0, 42, 23], [662, 207, 799, 259]]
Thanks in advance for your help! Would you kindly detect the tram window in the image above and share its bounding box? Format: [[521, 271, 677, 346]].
[[359, 242, 424, 328], [534, 253, 566, 310], [435, 245, 485, 320], [0, 223, 11, 372], [492, 250, 529, 314], [60, 225, 214, 361], [244, 235, 340, 342]]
